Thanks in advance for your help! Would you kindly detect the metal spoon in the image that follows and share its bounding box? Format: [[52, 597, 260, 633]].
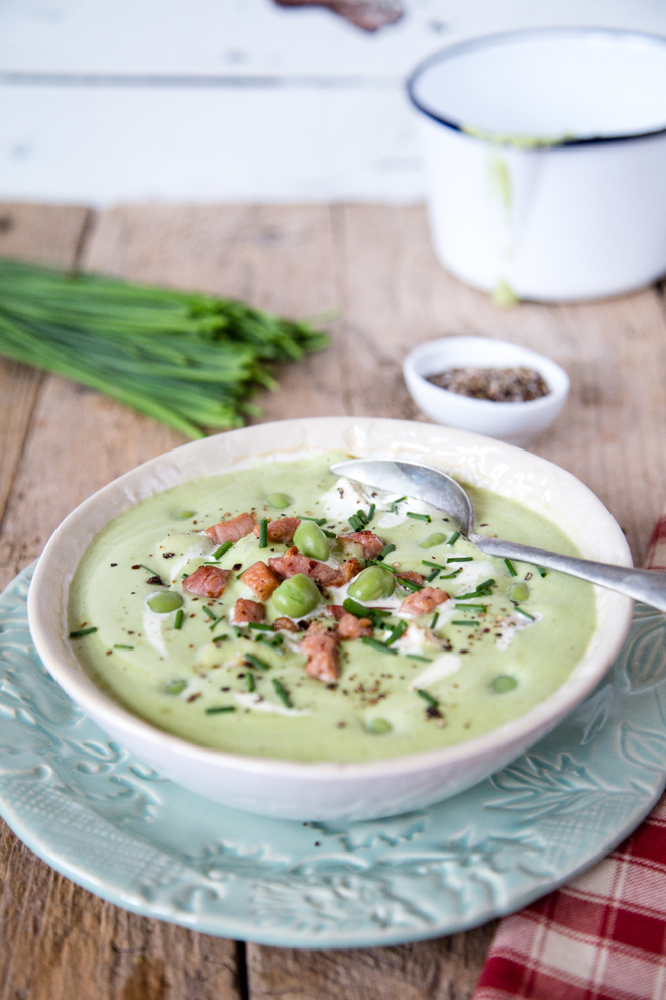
[[330, 458, 666, 613]]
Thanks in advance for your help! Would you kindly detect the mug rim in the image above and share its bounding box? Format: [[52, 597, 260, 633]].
[[407, 25, 666, 149]]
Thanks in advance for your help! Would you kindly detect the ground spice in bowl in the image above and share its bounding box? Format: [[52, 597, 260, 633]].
[[426, 367, 551, 403]]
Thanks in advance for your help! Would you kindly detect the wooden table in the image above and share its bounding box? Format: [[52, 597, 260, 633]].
[[1, 201, 666, 1000]]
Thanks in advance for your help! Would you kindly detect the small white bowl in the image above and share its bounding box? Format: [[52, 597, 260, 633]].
[[404, 336, 569, 445], [27, 416, 630, 822]]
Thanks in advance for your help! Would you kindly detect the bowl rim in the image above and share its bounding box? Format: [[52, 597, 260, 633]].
[[407, 26, 666, 148], [403, 336, 570, 412], [28, 416, 633, 782]]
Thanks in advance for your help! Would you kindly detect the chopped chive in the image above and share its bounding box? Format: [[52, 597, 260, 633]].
[[69, 627, 97, 638], [457, 579, 495, 600], [447, 557, 473, 563], [182, 573, 188, 580], [203, 606, 217, 620], [430, 611, 440, 628], [233, 625, 244, 638], [212, 540, 233, 560], [407, 512, 432, 522], [272, 678, 293, 708], [398, 578, 424, 592], [515, 607, 536, 621], [205, 705, 236, 714], [244, 652, 271, 671], [390, 496, 407, 514], [451, 619, 479, 626], [446, 531, 460, 545], [377, 543, 396, 561], [371, 560, 397, 573], [322, 528, 337, 538], [441, 568, 464, 579], [422, 559, 446, 569], [212, 633, 229, 642], [537, 567, 548, 578], [164, 679, 187, 695], [426, 568, 440, 582], [245, 672, 256, 692], [256, 636, 284, 655], [343, 597, 391, 620], [248, 622, 275, 632], [386, 619, 408, 645], [504, 558, 517, 577], [407, 655, 432, 662], [113, 643, 134, 650], [259, 518, 268, 548], [299, 516, 327, 525], [455, 603, 487, 613], [416, 688, 439, 707], [361, 636, 398, 655], [367, 503, 376, 522], [174, 609, 184, 630], [139, 564, 158, 575], [348, 513, 362, 531]]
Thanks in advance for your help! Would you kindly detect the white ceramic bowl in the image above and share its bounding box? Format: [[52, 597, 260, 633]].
[[403, 336, 569, 445], [27, 417, 632, 822], [408, 27, 666, 301]]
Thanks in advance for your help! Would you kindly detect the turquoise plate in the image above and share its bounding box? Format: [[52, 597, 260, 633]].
[[2, 564, 666, 949]]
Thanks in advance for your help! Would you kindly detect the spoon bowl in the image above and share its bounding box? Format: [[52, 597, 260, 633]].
[[331, 458, 666, 614]]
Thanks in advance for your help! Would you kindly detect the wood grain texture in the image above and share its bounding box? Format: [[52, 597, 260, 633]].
[[247, 925, 498, 1000], [0, 202, 92, 541]]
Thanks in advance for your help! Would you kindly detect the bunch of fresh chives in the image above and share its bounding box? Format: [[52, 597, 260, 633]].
[[0, 259, 329, 438]]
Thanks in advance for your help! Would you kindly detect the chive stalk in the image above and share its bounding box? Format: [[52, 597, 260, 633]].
[[504, 558, 518, 577], [69, 627, 97, 638], [272, 678, 293, 708], [259, 519, 268, 548], [174, 609, 184, 630], [446, 531, 460, 545], [416, 689, 439, 708], [361, 636, 398, 655], [212, 540, 233, 559]]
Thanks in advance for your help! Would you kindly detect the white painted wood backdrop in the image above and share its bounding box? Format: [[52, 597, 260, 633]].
[[1, 0, 665, 204]]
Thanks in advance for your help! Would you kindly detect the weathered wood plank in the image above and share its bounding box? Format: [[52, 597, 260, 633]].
[[0, 202, 92, 544], [247, 924, 498, 1000]]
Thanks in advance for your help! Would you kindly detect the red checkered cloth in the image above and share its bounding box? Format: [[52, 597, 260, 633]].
[[474, 516, 666, 1000]]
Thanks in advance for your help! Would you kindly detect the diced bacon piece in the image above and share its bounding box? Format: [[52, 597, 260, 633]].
[[336, 611, 373, 640], [240, 560, 280, 600], [338, 531, 384, 560], [268, 546, 338, 586], [253, 517, 301, 545], [328, 558, 363, 588], [300, 622, 340, 683], [397, 570, 426, 586], [232, 598, 265, 624], [182, 565, 231, 599], [205, 512, 256, 545], [273, 616, 300, 633], [400, 586, 449, 617], [325, 604, 346, 620]]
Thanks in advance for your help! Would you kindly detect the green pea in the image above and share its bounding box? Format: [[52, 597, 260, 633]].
[[293, 520, 329, 560], [267, 492, 291, 510], [164, 679, 187, 695], [508, 583, 530, 603], [147, 591, 184, 613], [418, 532, 448, 549], [368, 717, 392, 734], [272, 574, 321, 618], [492, 675, 518, 693], [348, 566, 396, 602], [172, 509, 195, 520]]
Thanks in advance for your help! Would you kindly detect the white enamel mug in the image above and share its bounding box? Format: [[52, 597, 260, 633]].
[[408, 28, 666, 302]]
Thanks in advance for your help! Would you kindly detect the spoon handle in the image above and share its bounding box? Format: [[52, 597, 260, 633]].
[[470, 533, 666, 613]]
